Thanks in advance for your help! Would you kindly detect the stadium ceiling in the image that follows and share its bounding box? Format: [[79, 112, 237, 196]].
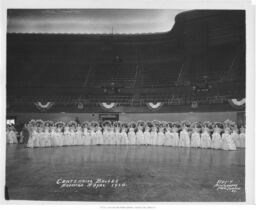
[[7, 9, 184, 34]]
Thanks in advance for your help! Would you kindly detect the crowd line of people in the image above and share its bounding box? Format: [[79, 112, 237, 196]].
[[6, 119, 245, 151]]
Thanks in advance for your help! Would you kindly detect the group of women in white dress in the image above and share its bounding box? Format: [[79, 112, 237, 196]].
[[23, 119, 245, 151]]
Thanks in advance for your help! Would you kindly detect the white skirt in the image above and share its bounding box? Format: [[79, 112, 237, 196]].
[[231, 133, 240, 148], [211, 133, 222, 149], [191, 133, 201, 148], [221, 134, 236, 151], [239, 133, 245, 148], [179, 132, 190, 147], [128, 132, 136, 145], [200, 132, 211, 149]]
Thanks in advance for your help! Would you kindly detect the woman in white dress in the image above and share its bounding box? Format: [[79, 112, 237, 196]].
[[44, 125, 52, 147], [37, 126, 45, 147], [200, 122, 211, 149], [164, 122, 173, 146], [59, 122, 65, 146], [128, 122, 137, 145], [211, 122, 223, 149], [35, 120, 45, 147], [63, 124, 71, 146], [7, 126, 18, 144], [221, 126, 236, 151], [150, 121, 159, 146], [27, 125, 36, 148], [113, 121, 121, 145], [239, 125, 245, 148], [172, 123, 180, 147], [179, 121, 190, 147], [136, 121, 145, 146], [95, 123, 103, 145], [82, 122, 90, 145], [157, 122, 166, 146], [75, 124, 83, 145], [54, 122, 64, 147], [57, 126, 64, 147], [144, 122, 151, 146], [72, 124, 78, 146], [89, 122, 97, 145], [102, 121, 110, 145], [50, 126, 58, 147], [120, 122, 129, 145], [190, 122, 201, 148], [231, 124, 240, 148], [33, 126, 41, 148], [109, 124, 115, 145]]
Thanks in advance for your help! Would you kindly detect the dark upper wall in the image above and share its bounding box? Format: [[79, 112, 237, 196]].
[[7, 10, 245, 106]]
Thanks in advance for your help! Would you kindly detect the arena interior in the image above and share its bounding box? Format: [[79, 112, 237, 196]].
[[6, 9, 245, 202]]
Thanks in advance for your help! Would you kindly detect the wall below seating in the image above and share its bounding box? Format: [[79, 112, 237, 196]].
[[7, 111, 241, 125]]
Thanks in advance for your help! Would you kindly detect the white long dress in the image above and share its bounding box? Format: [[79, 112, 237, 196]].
[[7, 130, 18, 144], [150, 127, 158, 146], [90, 128, 97, 145], [109, 127, 115, 145], [44, 128, 52, 147], [38, 128, 45, 147], [136, 127, 144, 145], [34, 129, 42, 147], [172, 127, 179, 147], [179, 128, 190, 147], [27, 128, 36, 148], [63, 127, 70, 146], [211, 128, 222, 149], [70, 129, 76, 145], [75, 127, 83, 145], [55, 128, 63, 146], [143, 127, 151, 145], [96, 128, 103, 145], [200, 127, 211, 149], [82, 127, 91, 145], [221, 129, 236, 151], [239, 128, 245, 148], [128, 128, 136, 145], [190, 128, 201, 148], [165, 127, 172, 146], [103, 128, 110, 145], [114, 127, 121, 145], [51, 129, 58, 147], [231, 130, 240, 148], [120, 129, 128, 145], [157, 128, 166, 146]]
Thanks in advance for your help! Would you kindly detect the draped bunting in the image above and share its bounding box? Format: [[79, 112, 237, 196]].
[[228, 98, 245, 109], [34, 102, 54, 111], [99, 102, 117, 110], [146, 102, 163, 111]]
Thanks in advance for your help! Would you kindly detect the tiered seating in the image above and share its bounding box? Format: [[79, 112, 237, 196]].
[[88, 64, 137, 88], [142, 62, 182, 87], [7, 62, 90, 87]]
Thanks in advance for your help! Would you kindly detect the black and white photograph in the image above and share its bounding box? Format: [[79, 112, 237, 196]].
[[1, 0, 255, 205]]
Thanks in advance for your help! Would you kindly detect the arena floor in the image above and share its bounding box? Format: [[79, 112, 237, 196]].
[[5, 144, 245, 202]]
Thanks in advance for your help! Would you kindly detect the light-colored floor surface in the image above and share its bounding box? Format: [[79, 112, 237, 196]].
[[6, 144, 245, 201]]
